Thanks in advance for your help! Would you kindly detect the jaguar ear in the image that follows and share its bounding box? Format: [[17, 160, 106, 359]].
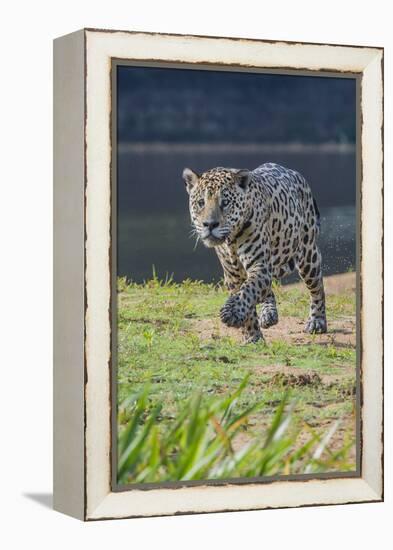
[[234, 169, 250, 190], [182, 168, 199, 194]]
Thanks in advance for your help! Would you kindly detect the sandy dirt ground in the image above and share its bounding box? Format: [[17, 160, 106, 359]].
[[194, 272, 356, 348]]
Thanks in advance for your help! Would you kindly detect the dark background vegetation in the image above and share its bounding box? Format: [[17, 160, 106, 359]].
[[118, 68, 356, 144], [117, 65, 357, 283]]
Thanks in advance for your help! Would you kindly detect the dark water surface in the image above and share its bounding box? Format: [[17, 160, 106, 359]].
[[117, 147, 356, 283]]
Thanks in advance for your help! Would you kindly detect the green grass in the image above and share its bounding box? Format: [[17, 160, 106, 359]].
[[117, 275, 357, 483], [118, 380, 354, 484]]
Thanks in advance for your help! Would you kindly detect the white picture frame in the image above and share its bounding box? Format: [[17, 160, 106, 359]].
[[53, 28, 383, 520]]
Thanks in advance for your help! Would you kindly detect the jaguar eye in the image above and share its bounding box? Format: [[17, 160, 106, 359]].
[[198, 198, 205, 208], [221, 198, 230, 208]]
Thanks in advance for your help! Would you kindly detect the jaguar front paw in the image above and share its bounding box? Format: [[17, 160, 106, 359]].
[[220, 295, 247, 328], [242, 331, 264, 344], [304, 317, 327, 334], [260, 308, 279, 329]]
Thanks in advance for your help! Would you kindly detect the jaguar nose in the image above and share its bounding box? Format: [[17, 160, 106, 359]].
[[203, 221, 219, 231]]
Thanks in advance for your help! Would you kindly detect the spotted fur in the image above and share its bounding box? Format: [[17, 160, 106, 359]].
[[183, 163, 327, 343]]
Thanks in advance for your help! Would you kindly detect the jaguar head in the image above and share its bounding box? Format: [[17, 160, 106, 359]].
[[183, 167, 252, 248]]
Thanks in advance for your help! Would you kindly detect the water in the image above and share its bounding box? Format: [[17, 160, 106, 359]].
[[117, 146, 356, 283]]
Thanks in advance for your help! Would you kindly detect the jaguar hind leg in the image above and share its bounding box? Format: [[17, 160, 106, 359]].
[[297, 245, 327, 334]]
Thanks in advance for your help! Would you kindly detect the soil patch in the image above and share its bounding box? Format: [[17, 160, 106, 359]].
[[193, 315, 355, 348]]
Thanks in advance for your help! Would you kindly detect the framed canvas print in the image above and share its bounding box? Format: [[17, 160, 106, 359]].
[[53, 28, 383, 520]]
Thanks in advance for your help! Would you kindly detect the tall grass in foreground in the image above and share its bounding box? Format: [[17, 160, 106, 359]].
[[118, 379, 354, 484]]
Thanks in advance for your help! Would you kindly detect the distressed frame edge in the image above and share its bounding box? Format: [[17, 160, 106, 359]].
[[79, 29, 383, 520], [83, 26, 384, 52], [358, 48, 384, 499], [53, 29, 86, 520], [87, 479, 381, 521]]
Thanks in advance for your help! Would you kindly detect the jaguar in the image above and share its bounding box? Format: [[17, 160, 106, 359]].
[[183, 163, 327, 343]]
